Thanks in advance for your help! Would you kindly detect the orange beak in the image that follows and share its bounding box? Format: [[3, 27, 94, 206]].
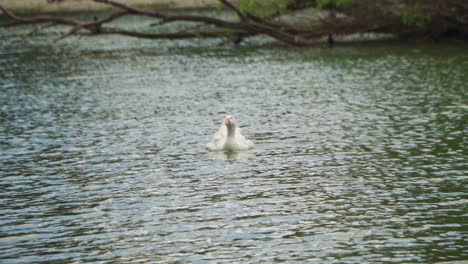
[[225, 118, 231, 126]]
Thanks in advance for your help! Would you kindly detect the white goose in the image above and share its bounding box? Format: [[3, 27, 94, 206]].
[[206, 115, 255, 151]]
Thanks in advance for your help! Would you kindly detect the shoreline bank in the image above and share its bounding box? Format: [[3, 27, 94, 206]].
[[0, 0, 218, 14]]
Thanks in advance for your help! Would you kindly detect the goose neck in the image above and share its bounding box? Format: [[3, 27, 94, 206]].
[[227, 125, 236, 137]]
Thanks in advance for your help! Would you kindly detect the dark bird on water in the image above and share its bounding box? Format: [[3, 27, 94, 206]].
[[327, 33, 334, 47]]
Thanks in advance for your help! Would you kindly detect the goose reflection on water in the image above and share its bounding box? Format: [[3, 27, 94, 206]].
[[209, 148, 254, 161]]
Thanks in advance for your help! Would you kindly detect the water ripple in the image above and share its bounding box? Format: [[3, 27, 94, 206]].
[[0, 28, 467, 263]]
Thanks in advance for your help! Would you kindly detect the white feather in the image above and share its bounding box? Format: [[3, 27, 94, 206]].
[[206, 115, 254, 151]]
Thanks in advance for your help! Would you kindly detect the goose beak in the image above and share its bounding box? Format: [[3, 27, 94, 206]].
[[225, 119, 231, 126]]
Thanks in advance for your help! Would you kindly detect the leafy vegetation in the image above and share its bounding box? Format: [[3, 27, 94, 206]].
[[238, 0, 294, 17], [401, 4, 432, 28], [315, 0, 352, 8]]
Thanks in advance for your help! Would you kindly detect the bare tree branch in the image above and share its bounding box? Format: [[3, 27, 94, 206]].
[[218, 0, 246, 21], [26, 23, 57, 36], [2, 0, 465, 46], [0, 5, 83, 27], [0, 0, 317, 46], [56, 11, 128, 40], [96, 26, 252, 39]]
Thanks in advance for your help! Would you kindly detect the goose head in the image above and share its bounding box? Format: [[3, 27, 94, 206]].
[[224, 115, 235, 127]]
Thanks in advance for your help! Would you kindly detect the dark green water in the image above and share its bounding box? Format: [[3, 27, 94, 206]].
[[0, 20, 467, 263]]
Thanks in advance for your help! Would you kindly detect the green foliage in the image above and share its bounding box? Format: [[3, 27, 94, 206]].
[[401, 4, 432, 28], [238, 0, 294, 17], [236, 0, 432, 29], [316, 0, 352, 8], [237, 0, 353, 17]]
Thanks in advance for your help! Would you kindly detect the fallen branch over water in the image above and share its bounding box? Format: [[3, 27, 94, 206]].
[[1, 0, 467, 46]]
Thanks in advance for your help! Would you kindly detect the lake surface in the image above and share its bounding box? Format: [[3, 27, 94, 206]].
[[0, 18, 467, 263]]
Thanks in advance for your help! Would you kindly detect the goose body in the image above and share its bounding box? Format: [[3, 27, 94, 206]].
[[206, 115, 254, 151]]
